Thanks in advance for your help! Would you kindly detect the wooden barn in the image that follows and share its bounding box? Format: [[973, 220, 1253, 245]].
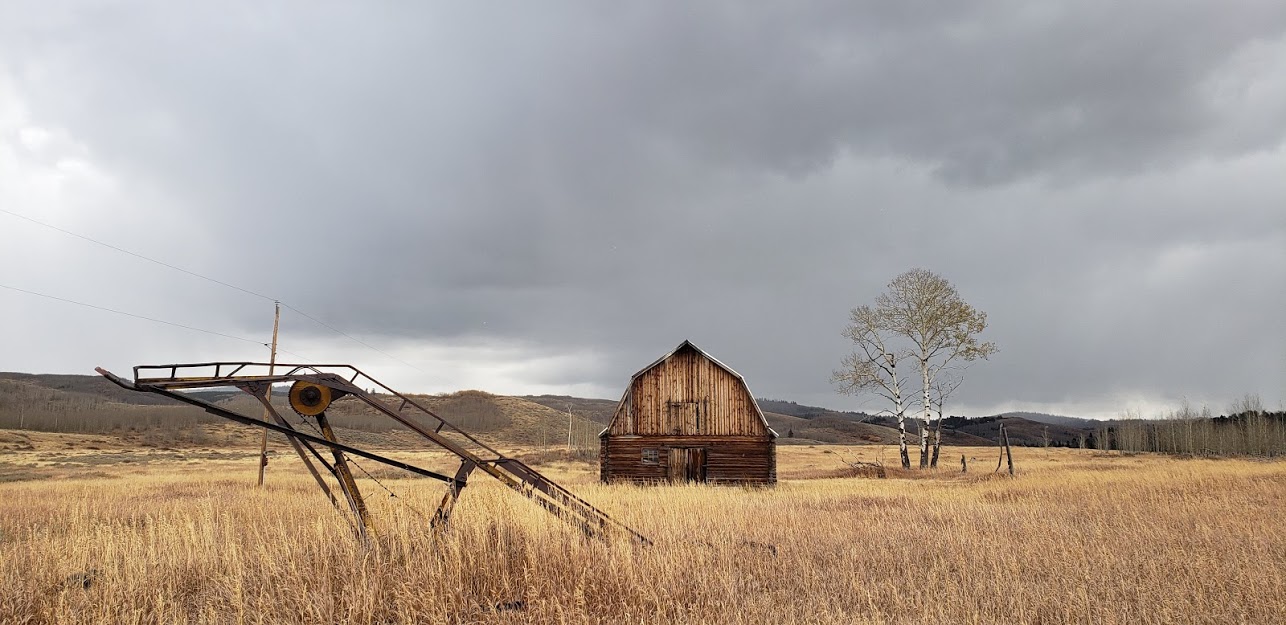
[[599, 340, 777, 485]]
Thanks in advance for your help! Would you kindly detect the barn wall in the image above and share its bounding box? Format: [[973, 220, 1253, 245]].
[[600, 435, 776, 484], [608, 347, 768, 437]]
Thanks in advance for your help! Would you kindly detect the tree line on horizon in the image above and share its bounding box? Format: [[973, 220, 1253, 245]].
[[832, 268, 1283, 461]]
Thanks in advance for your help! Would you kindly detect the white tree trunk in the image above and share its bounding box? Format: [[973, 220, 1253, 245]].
[[896, 412, 910, 470], [919, 357, 932, 469], [891, 368, 910, 470]]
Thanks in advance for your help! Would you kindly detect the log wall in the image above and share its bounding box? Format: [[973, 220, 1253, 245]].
[[599, 435, 776, 484]]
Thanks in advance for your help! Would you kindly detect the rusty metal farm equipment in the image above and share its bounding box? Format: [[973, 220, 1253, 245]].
[[97, 362, 649, 545]]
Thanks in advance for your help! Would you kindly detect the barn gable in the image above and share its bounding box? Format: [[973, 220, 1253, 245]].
[[601, 340, 777, 438], [600, 340, 777, 484]]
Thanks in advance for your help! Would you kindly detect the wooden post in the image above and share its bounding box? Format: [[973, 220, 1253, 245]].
[[567, 405, 574, 454], [1004, 426, 1015, 476], [995, 423, 1005, 474], [258, 404, 339, 509], [256, 301, 280, 487]]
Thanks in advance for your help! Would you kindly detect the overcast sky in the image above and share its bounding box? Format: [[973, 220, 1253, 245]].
[[2, 2, 1283, 418]]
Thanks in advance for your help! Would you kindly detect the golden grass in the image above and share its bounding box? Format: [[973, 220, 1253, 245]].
[[1, 442, 1284, 624]]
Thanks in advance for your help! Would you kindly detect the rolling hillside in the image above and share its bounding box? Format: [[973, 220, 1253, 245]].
[[325, 390, 604, 450], [0, 374, 602, 452], [1001, 411, 1099, 430], [0, 372, 182, 406], [1, 371, 1102, 449], [524, 394, 906, 444], [522, 395, 618, 425], [946, 415, 1090, 447]]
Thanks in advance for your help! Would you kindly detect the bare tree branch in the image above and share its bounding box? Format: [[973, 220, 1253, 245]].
[[835, 269, 997, 471]]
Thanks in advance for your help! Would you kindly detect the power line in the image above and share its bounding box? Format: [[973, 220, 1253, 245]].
[[275, 347, 317, 363], [0, 282, 269, 347], [279, 303, 430, 375], [0, 207, 276, 302], [286, 408, 433, 519], [0, 281, 324, 364], [1, 207, 435, 378]]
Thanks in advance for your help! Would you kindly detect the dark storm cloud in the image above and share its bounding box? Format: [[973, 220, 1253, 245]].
[[1, 1, 1283, 415]]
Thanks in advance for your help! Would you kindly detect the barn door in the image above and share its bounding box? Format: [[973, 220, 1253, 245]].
[[667, 448, 706, 483], [686, 448, 706, 482], [668, 401, 700, 434], [667, 448, 687, 482]]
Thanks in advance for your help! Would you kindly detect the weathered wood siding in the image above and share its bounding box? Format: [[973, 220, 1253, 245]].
[[607, 345, 768, 437], [601, 342, 775, 485], [599, 436, 776, 484]]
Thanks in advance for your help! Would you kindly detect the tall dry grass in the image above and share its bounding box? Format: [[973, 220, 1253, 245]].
[[1, 446, 1284, 624]]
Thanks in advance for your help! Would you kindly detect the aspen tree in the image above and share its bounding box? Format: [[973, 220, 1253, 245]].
[[832, 306, 913, 469], [835, 269, 996, 469]]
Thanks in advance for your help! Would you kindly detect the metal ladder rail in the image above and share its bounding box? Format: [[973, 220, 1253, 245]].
[[491, 459, 651, 545], [330, 380, 648, 543], [124, 366, 534, 499], [98, 368, 459, 485], [115, 363, 651, 545], [288, 378, 624, 538], [133, 362, 515, 463]]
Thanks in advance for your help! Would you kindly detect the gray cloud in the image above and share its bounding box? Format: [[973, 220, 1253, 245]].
[[1, 1, 1283, 417]]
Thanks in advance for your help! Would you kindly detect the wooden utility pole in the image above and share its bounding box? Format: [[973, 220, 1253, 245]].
[[567, 405, 574, 453], [256, 301, 280, 486]]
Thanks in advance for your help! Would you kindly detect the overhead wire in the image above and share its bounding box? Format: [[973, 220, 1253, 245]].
[[285, 404, 433, 520], [279, 303, 431, 375], [274, 347, 318, 363], [0, 207, 440, 380], [0, 207, 276, 302], [0, 282, 270, 347], [2, 209, 444, 521], [0, 282, 329, 366]]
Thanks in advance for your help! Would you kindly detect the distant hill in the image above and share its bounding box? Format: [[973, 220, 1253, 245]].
[[328, 390, 603, 450], [769, 411, 994, 446], [767, 412, 894, 444], [1000, 411, 1099, 430], [758, 399, 1101, 447], [762, 401, 1054, 447], [0, 373, 603, 452], [756, 398, 873, 422], [944, 415, 1090, 447], [521, 395, 618, 425], [0, 371, 1106, 450], [0, 372, 181, 406]]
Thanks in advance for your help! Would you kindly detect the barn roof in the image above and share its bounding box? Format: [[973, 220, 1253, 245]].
[[601, 340, 778, 438]]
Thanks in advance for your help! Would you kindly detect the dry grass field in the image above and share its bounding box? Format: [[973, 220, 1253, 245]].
[[1, 434, 1284, 624]]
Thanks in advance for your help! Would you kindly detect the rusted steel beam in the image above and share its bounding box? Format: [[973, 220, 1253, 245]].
[[241, 388, 341, 509], [97, 368, 456, 484], [97, 364, 651, 546], [431, 460, 477, 529], [132, 363, 515, 455], [315, 411, 372, 537]]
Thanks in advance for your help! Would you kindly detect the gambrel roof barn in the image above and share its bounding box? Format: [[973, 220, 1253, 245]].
[[599, 340, 776, 484]]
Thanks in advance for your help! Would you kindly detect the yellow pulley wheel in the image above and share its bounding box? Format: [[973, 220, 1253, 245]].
[[289, 381, 333, 416]]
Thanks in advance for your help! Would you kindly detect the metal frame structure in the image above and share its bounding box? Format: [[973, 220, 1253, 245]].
[[97, 362, 650, 545]]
